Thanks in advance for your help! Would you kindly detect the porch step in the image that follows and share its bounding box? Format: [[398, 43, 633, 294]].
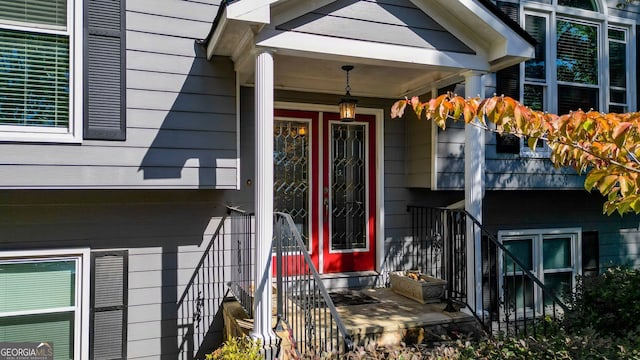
[[335, 288, 483, 348], [319, 271, 380, 291]]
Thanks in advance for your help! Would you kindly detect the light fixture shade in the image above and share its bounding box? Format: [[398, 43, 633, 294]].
[[339, 65, 357, 122], [339, 96, 357, 122]]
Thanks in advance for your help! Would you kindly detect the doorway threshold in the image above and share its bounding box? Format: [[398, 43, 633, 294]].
[[319, 270, 380, 290]]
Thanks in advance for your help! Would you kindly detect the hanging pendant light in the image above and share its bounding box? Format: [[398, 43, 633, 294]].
[[338, 65, 357, 122]]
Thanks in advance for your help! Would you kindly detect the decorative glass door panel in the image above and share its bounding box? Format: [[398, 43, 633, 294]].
[[274, 119, 310, 250], [272, 110, 375, 274], [273, 110, 320, 271], [330, 123, 367, 250], [322, 113, 376, 273]]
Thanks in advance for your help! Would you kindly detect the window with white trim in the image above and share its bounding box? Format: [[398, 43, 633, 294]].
[[0, 249, 89, 359], [0, 0, 82, 142], [498, 228, 581, 313], [517, 0, 634, 156]]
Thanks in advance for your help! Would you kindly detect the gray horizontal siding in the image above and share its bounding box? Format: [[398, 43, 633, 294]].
[[405, 108, 432, 188], [436, 123, 464, 189], [436, 125, 587, 190], [0, 0, 237, 189], [0, 146, 236, 167], [0, 189, 230, 359], [482, 190, 640, 270], [0, 166, 236, 188], [276, 0, 474, 54]]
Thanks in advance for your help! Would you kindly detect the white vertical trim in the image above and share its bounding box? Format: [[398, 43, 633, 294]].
[[549, 9, 559, 115], [79, 247, 90, 360], [318, 111, 324, 272], [430, 86, 438, 190], [631, 25, 638, 112], [374, 107, 385, 273], [251, 49, 277, 348], [72, 0, 83, 141], [236, 71, 241, 190], [463, 71, 485, 314]]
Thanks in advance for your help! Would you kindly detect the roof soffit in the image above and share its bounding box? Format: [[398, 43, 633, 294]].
[[204, 0, 534, 97], [209, 0, 533, 66]]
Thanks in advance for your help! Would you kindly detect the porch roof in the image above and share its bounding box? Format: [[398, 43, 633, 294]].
[[201, 0, 535, 98]]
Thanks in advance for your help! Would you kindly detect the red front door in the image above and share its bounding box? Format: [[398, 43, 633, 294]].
[[321, 112, 376, 273], [273, 109, 376, 274]]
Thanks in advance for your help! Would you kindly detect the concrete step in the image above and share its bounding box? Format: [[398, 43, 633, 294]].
[[221, 287, 484, 357], [319, 271, 381, 291]]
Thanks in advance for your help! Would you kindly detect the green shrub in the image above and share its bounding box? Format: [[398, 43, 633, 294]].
[[316, 330, 640, 359], [206, 336, 263, 360], [429, 330, 640, 360], [564, 266, 640, 337], [298, 268, 640, 359]]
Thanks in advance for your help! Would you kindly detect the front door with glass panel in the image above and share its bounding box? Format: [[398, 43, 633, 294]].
[[274, 109, 376, 274], [321, 112, 376, 272]]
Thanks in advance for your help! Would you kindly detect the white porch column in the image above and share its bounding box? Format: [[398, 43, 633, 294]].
[[463, 71, 485, 315], [251, 49, 277, 356]]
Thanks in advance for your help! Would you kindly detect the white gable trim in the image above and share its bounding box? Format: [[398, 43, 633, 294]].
[[226, 0, 276, 23], [255, 29, 491, 71], [411, 0, 534, 63]]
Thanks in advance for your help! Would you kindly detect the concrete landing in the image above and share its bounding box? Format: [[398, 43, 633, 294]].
[[222, 287, 480, 353], [335, 288, 479, 347]]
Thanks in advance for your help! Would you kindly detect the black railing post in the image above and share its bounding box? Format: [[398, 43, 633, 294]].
[[444, 209, 457, 312], [408, 205, 571, 336], [275, 216, 284, 331], [271, 212, 353, 356]]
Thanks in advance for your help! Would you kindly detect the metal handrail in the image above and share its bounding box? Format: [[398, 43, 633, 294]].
[[274, 212, 354, 354], [462, 209, 569, 313], [177, 209, 231, 360], [407, 205, 569, 336], [226, 207, 255, 318], [178, 212, 228, 307]]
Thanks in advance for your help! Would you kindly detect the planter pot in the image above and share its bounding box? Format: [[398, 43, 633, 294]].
[[389, 271, 447, 304]]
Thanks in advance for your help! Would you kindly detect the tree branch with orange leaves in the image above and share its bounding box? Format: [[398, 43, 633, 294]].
[[391, 93, 640, 215]]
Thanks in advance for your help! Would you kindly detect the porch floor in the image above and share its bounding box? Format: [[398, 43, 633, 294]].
[[334, 288, 478, 347], [222, 287, 480, 351]]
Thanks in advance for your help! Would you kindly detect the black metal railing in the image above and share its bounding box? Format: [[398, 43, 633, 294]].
[[226, 207, 255, 318], [274, 212, 353, 356], [407, 206, 569, 336], [177, 210, 230, 360]]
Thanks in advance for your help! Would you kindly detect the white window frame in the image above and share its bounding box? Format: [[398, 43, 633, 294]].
[[498, 228, 581, 316], [0, 0, 83, 143], [0, 248, 90, 359], [607, 25, 631, 113], [519, 0, 637, 157]]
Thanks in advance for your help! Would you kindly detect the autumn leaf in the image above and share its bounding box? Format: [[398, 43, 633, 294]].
[[390, 100, 407, 119], [391, 94, 640, 214]]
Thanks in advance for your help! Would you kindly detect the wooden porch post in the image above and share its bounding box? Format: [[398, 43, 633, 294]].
[[252, 48, 278, 358], [463, 71, 485, 315]]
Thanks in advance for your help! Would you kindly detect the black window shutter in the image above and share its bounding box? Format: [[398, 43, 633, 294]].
[[495, 1, 521, 154], [84, 0, 126, 140], [91, 251, 128, 360], [581, 231, 599, 277]]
